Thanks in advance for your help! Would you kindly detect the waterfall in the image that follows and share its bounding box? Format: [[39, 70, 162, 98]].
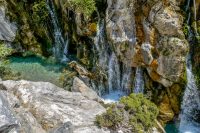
[[95, 19, 133, 102], [92, 17, 109, 96], [134, 67, 144, 93], [95, 17, 134, 101], [102, 52, 132, 103], [46, 0, 68, 62], [121, 64, 132, 93], [108, 52, 121, 92], [94, 18, 109, 70], [186, 0, 191, 11], [179, 55, 200, 133]]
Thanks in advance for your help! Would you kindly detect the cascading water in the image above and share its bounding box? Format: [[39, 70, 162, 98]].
[[94, 18, 109, 70], [94, 17, 133, 102], [102, 52, 128, 103], [108, 53, 121, 92], [186, 0, 191, 11], [134, 67, 144, 93], [92, 17, 109, 95], [178, 1, 200, 132], [94, 16, 147, 103], [179, 55, 200, 133], [46, 0, 68, 62], [121, 64, 132, 93]]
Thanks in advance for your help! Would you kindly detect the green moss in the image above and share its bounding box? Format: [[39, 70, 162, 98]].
[[179, 65, 187, 87], [183, 23, 189, 37], [96, 94, 159, 132], [194, 66, 200, 89]]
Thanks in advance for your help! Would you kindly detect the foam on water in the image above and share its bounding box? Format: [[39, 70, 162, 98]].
[[102, 90, 126, 103]]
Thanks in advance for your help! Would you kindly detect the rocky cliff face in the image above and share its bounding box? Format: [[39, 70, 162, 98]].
[[0, 6, 17, 42], [106, 0, 188, 87]]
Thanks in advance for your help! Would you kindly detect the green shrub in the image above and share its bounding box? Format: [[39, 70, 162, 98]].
[[96, 104, 123, 129], [120, 93, 159, 132], [96, 94, 159, 132], [0, 43, 13, 59]]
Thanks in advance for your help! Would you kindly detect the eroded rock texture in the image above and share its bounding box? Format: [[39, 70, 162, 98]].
[[106, 0, 188, 87], [0, 80, 107, 133]]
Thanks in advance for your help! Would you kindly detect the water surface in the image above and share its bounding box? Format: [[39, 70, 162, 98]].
[[6, 56, 65, 87]]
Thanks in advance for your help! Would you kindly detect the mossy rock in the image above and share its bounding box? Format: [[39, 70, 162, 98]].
[[0, 65, 21, 80]]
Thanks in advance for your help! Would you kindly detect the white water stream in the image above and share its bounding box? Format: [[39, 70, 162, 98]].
[[179, 55, 200, 133], [46, 0, 68, 62], [134, 67, 144, 93]]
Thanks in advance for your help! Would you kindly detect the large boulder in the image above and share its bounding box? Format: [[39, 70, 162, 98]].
[[153, 6, 184, 37], [72, 77, 101, 101], [148, 37, 188, 87], [0, 80, 108, 133]]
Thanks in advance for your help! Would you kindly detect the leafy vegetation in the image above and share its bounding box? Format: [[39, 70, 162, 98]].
[[64, 0, 96, 17], [96, 93, 159, 132], [0, 43, 13, 59], [32, 0, 49, 23], [96, 104, 124, 129]]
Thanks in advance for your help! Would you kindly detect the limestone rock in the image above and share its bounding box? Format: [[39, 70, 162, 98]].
[[169, 84, 182, 114], [69, 61, 93, 79], [0, 92, 19, 133], [158, 95, 174, 125], [141, 43, 154, 65], [106, 0, 189, 87], [148, 37, 188, 87], [154, 6, 184, 38], [0, 6, 17, 42], [0, 80, 107, 133], [72, 77, 101, 101], [49, 122, 73, 133], [74, 126, 110, 133], [106, 0, 136, 66]]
